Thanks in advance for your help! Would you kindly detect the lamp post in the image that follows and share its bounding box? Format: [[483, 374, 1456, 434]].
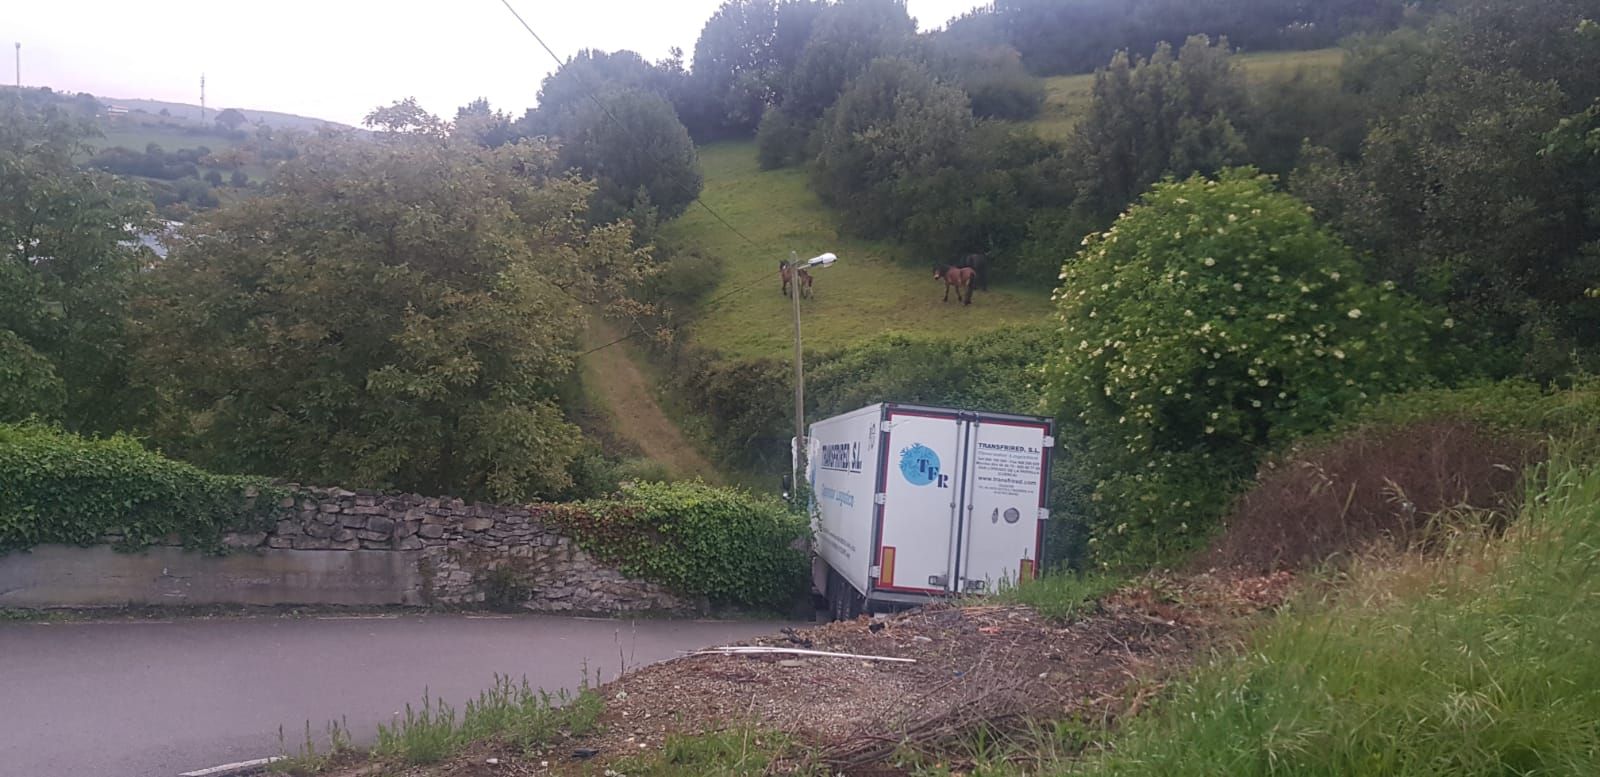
[[790, 251, 837, 497]]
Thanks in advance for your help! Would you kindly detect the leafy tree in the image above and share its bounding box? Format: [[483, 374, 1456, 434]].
[[811, 58, 974, 241], [453, 98, 517, 148], [755, 105, 810, 169], [131, 124, 652, 501], [1294, 4, 1600, 379], [1069, 35, 1249, 222], [1041, 170, 1440, 564], [692, 0, 782, 136], [523, 49, 683, 137], [920, 36, 1044, 120], [203, 169, 223, 186], [557, 88, 703, 223], [786, 0, 915, 118], [214, 108, 247, 130], [229, 169, 248, 187], [0, 102, 150, 431]]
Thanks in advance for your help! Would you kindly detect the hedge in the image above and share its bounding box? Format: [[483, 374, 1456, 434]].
[[544, 480, 809, 609], [0, 424, 276, 554]]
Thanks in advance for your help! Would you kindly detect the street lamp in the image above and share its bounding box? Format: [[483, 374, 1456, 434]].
[[790, 251, 837, 498]]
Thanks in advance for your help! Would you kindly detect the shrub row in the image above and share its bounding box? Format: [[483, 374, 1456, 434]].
[[544, 480, 809, 610], [0, 424, 276, 554]]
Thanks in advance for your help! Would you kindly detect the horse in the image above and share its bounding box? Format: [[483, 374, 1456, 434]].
[[935, 265, 977, 305], [780, 260, 815, 299], [956, 253, 990, 292]]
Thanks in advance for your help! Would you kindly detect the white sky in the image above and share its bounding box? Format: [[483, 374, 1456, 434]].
[[11, 0, 985, 126]]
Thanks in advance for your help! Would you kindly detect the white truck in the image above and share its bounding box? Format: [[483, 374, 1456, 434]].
[[804, 403, 1055, 619]]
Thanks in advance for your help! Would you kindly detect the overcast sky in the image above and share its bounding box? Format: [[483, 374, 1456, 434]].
[[11, 0, 985, 126]]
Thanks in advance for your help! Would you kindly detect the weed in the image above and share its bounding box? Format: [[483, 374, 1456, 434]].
[[270, 718, 351, 775], [994, 573, 1122, 622], [612, 724, 812, 776], [369, 675, 606, 766]]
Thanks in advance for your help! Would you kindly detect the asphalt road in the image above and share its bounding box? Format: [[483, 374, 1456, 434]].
[[0, 614, 786, 777]]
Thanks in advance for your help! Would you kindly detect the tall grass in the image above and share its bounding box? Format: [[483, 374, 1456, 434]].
[[1066, 453, 1600, 776], [368, 676, 603, 766]]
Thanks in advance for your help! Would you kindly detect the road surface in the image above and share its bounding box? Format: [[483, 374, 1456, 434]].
[[0, 613, 785, 777]]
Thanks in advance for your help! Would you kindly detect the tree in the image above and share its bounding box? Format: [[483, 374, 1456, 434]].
[[786, 0, 916, 118], [1069, 36, 1249, 222], [214, 108, 247, 130], [453, 98, 517, 148], [811, 58, 974, 240], [132, 123, 653, 501], [557, 88, 703, 223], [523, 49, 682, 137], [229, 169, 248, 187], [203, 169, 223, 186], [1041, 170, 1440, 564], [1293, 3, 1600, 379], [692, 0, 781, 136], [0, 102, 151, 431]]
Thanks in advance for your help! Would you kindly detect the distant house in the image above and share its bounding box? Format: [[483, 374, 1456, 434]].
[[105, 105, 130, 117]]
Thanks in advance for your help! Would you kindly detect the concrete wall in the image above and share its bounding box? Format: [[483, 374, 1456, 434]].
[[0, 487, 698, 613], [0, 546, 424, 608]]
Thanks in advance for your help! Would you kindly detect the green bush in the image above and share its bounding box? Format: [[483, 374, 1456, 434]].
[[1347, 379, 1600, 447], [1041, 170, 1445, 567], [0, 330, 65, 423], [545, 481, 808, 609], [0, 424, 274, 553], [754, 107, 811, 170]]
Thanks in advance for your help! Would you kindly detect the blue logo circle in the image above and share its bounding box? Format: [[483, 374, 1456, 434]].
[[899, 444, 941, 486]]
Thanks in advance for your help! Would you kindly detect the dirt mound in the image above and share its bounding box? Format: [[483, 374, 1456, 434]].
[[1204, 419, 1536, 574], [333, 575, 1286, 776]]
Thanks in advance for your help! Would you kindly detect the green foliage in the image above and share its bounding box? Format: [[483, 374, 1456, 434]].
[[994, 572, 1121, 622], [371, 677, 602, 766], [546, 481, 808, 608], [1071, 455, 1600, 777], [557, 87, 704, 222], [645, 249, 727, 311], [785, 0, 916, 119], [613, 726, 804, 776], [921, 39, 1045, 120], [1348, 380, 1600, 457], [1041, 170, 1442, 566], [0, 423, 273, 554], [132, 123, 649, 502], [0, 331, 66, 422], [754, 106, 811, 169], [1069, 36, 1250, 222], [1295, 0, 1600, 380], [0, 101, 152, 433]]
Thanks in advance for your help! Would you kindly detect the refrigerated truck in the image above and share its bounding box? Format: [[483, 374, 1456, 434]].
[[805, 403, 1054, 619]]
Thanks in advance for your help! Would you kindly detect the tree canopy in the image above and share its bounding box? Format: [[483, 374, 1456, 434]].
[[132, 125, 651, 500]]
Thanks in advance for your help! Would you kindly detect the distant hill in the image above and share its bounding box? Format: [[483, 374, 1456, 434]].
[[102, 97, 353, 132]]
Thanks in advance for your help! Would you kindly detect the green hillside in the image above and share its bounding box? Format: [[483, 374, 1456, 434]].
[[660, 142, 1053, 360], [1029, 47, 1345, 141]]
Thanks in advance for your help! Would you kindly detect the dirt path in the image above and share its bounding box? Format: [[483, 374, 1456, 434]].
[[580, 317, 720, 482]]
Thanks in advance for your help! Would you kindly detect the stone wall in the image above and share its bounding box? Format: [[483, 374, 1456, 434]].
[[2, 488, 696, 614]]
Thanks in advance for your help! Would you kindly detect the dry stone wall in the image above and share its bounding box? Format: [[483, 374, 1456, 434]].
[[201, 487, 695, 613]]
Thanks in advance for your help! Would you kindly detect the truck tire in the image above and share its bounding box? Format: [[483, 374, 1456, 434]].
[[827, 569, 862, 622]]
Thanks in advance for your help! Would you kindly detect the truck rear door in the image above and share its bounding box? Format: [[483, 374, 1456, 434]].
[[956, 418, 1051, 592], [875, 410, 964, 595]]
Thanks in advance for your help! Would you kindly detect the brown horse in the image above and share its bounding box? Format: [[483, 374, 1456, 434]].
[[780, 260, 815, 298], [935, 265, 976, 305]]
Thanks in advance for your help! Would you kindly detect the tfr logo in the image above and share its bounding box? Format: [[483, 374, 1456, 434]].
[[898, 444, 949, 488]]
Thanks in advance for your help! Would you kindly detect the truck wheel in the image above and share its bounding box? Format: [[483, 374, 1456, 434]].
[[826, 569, 845, 623]]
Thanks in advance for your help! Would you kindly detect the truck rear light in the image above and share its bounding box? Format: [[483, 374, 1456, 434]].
[[1020, 559, 1035, 583], [963, 579, 987, 593], [879, 546, 896, 587]]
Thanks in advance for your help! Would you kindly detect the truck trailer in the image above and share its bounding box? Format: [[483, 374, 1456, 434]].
[[805, 403, 1055, 619]]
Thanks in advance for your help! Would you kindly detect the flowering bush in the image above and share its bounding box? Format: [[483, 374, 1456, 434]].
[[1041, 169, 1443, 565]]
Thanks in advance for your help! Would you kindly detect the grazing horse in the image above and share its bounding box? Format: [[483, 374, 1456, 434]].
[[957, 253, 990, 291], [780, 260, 815, 298], [935, 265, 977, 305]]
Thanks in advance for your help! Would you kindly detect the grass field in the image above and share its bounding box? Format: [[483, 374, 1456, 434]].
[[1028, 47, 1345, 141], [660, 142, 1053, 360]]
